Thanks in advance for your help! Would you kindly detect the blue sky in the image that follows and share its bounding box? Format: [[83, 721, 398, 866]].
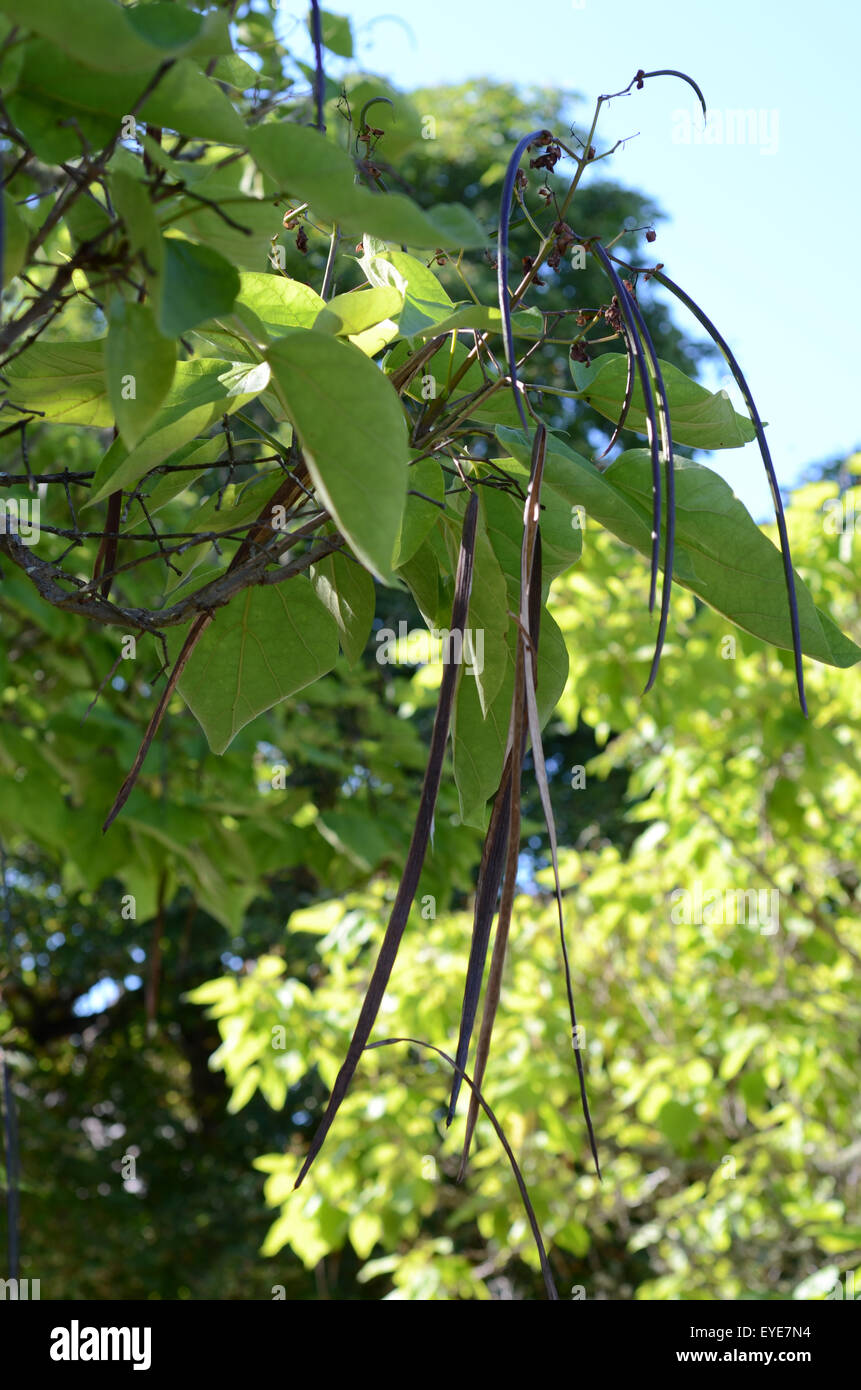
[[283, 0, 860, 520]]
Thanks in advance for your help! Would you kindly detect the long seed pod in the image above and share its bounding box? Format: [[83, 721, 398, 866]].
[[368, 1038, 559, 1300], [446, 761, 513, 1124], [442, 156, 555, 1120], [588, 241, 664, 619], [522, 622, 601, 1179], [499, 145, 604, 1168], [519, 430, 601, 1178], [456, 645, 526, 1182], [614, 258, 807, 716], [457, 436, 545, 1176], [598, 319, 635, 459], [294, 492, 480, 1189], [446, 424, 546, 1127], [623, 296, 674, 691], [591, 241, 676, 692]]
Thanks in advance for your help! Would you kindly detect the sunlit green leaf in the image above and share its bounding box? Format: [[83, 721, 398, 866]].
[[252, 123, 487, 249], [310, 548, 376, 666], [498, 428, 861, 669], [266, 330, 408, 583], [5, 342, 112, 427], [569, 352, 757, 450]]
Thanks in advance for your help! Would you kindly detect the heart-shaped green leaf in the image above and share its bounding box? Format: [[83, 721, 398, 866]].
[[176, 579, 339, 754]]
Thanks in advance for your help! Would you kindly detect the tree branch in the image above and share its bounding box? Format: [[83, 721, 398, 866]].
[[0, 529, 343, 634]]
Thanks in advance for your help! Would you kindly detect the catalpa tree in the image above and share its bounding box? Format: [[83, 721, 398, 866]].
[[0, 0, 857, 1298]]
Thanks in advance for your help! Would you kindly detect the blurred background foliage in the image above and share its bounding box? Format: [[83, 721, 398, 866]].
[[0, 4, 859, 1300]]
